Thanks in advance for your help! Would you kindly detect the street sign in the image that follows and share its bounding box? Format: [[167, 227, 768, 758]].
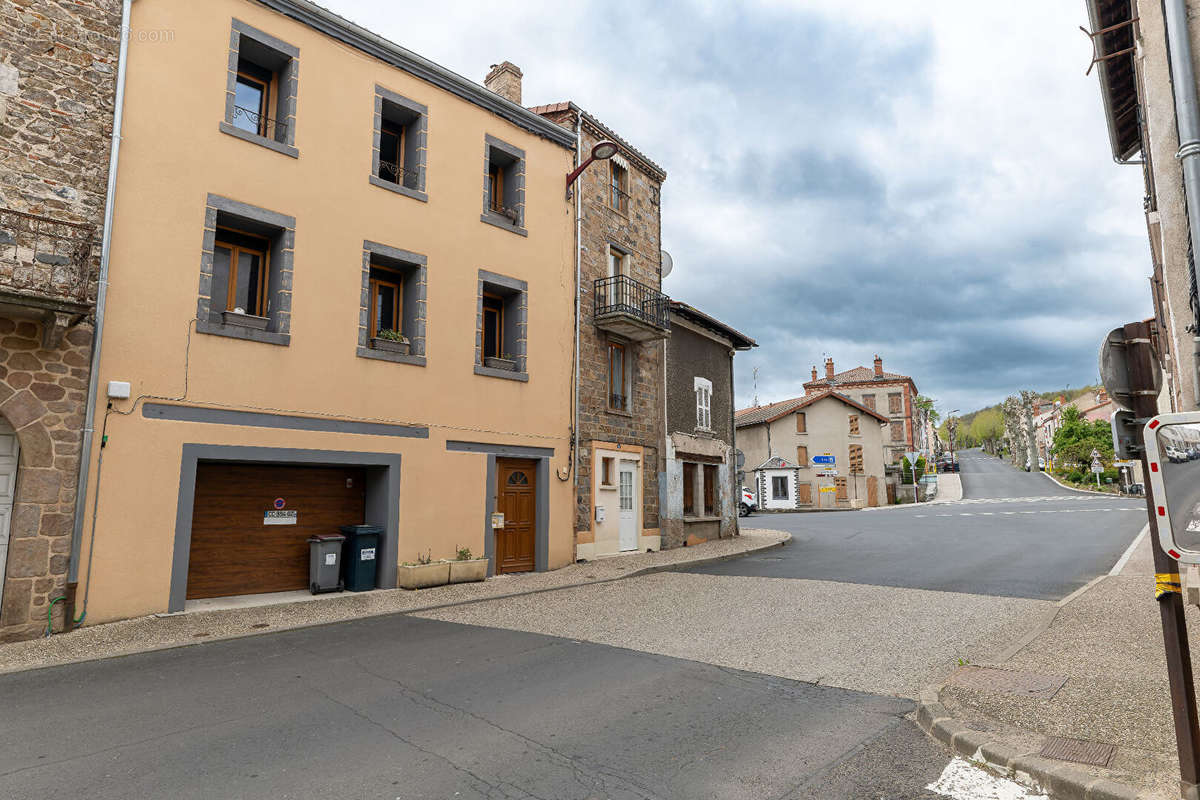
[[816, 469, 839, 477], [1091, 462, 1103, 474], [819, 486, 837, 493], [812, 455, 835, 465], [1100, 326, 1162, 412], [905, 451, 921, 464]]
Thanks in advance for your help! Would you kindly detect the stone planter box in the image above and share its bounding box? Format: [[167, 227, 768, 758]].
[[370, 337, 410, 355], [484, 356, 517, 371], [222, 311, 270, 330], [397, 562, 450, 590], [448, 558, 488, 584]]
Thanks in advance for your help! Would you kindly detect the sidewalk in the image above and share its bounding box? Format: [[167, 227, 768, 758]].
[[0, 529, 789, 676], [928, 528, 1191, 799]]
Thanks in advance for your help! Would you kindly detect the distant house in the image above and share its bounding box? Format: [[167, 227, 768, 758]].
[[803, 356, 921, 464], [661, 301, 755, 547], [736, 391, 889, 509]]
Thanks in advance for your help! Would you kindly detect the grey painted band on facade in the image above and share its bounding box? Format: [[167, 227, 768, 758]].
[[364, 239, 427, 265], [446, 440, 555, 458], [143, 402, 429, 438], [169, 444, 402, 613], [251, 0, 575, 148], [232, 18, 301, 58], [477, 270, 526, 291], [207, 194, 296, 229]]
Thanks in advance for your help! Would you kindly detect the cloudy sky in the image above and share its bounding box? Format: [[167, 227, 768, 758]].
[[327, 0, 1147, 415]]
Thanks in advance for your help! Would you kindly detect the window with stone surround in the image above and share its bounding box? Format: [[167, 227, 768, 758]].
[[220, 20, 299, 158], [608, 340, 630, 412], [356, 241, 426, 367], [474, 270, 527, 381], [850, 444, 864, 473], [197, 195, 294, 346], [796, 445, 808, 466], [862, 394, 876, 410], [891, 423, 904, 442], [609, 158, 629, 214], [771, 475, 788, 500], [694, 376, 712, 430], [888, 393, 903, 414], [370, 86, 427, 201], [848, 414, 859, 435], [795, 412, 806, 433], [481, 135, 526, 235]]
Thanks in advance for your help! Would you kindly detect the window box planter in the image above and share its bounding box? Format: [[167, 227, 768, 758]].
[[397, 561, 450, 590], [370, 337, 410, 355], [484, 356, 517, 371], [448, 557, 489, 584], [222, 311, 270, 330]]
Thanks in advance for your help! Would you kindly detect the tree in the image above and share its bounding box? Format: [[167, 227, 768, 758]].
[[967, 408, 1004, 453], [1050, 406, 1113, 471]]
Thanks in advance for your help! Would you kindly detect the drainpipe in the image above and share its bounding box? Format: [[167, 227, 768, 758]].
[[66, 0, 134, 628], [570, 111, 582, 500], [1163, 0, 1200, 405]]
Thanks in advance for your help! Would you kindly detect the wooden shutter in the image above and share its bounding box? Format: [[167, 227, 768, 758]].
[[703, 464, 717, 515], [796, 482, 812, 504], [850, 444, 864, 473], [796, 412, 806, 432], [848, 414, 859, 435], [797, 445, 807, 466], [683, 462, 696, 515], [835, 476, 848, 500]]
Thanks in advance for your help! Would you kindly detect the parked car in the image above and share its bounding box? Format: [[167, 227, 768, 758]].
[[1167, 447, 1188, 464], [936, 456, 959, 473], [740, 488, 757, 517]]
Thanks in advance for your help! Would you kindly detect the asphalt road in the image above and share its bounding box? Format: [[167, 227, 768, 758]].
[[694, 448, 1145, 600], [0, 613, 953, 800]]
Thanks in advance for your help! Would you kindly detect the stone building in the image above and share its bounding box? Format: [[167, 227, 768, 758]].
[[661, 301, 755, 549], [802, 356, 920, 465], [529, 99, 670, 558], [0, 0, 121, 641]]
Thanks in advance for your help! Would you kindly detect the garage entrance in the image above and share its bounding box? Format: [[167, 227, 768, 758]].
[[186, 463, 366, 600]]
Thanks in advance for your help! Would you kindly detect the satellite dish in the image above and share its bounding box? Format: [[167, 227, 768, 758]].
[[661, 249, 673, 278]]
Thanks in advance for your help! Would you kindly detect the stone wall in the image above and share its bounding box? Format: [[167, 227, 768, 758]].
[[543, 108, 668, 538], [0, 0, 120, 641], [0, 317, 93, 641]]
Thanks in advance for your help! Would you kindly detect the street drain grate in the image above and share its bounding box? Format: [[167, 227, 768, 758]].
[[1040, 736, 1115, 767], [945, 666, 1067, 699]]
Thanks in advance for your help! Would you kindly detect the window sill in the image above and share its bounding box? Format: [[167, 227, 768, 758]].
[[369, 174, 428, 202], [356, 346, 427, 367], [480, 211, 527, 237], [606, 407, 633, 418], [598, 483, 617, 491], [219, 122, 299, 158], [474, 365, 529, 382], [197, 319, 290, 346], [682, 515, 721, 523]]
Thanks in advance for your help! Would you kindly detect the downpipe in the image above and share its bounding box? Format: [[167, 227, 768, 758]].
[[64, 0, 135, 631]]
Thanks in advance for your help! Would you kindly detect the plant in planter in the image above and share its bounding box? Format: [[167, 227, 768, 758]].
[[371, 328, 410, 355], [484, 353, 518, 371], [397, 549, 449, 589], [449, 545, 488, 584]]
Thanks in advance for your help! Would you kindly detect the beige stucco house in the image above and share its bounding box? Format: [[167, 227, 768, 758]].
[[736, 391, 889, 509], [69, 0, 578, 625], [803, 356, 921, 465]]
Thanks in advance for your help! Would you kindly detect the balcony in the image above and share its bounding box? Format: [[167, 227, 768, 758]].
[[593, 274, 670, 341], [0, 207, 97, 344]]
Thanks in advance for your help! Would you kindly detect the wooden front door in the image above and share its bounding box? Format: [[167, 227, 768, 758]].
[[867, 476, 880, 507], [796, 481, 812, 505], [187, 463, 366, 600], [496, 459, 536, 573]]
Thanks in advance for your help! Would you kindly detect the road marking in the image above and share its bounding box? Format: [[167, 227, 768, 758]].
[[1110, 524, 1149, 576], [927, 756, 1047, 799], [960, 513, 974, 516], [980, 512, 993, 516]]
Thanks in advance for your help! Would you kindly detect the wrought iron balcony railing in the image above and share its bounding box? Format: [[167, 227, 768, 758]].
[[594, 274, 670, 332], [0, 207, 96, 308], [230, 105, 289, 139], [378, 160, 423, 190], [610, 184, 630, 214]]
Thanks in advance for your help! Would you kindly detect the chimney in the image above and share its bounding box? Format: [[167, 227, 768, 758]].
[[873, 355, 883, 377], [811, 366, 818, 381], [484, 61, 523, 105], [825, 357, 835, 379]]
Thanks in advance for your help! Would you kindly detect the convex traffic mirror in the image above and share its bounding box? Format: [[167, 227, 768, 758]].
[[1144, 413, 1200, 563]]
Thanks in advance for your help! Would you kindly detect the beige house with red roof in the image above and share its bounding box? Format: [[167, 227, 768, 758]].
[[803, 356, 920, 465], [735, 391, 889, 509]]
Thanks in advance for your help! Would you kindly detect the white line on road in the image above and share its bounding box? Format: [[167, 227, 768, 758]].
[[1110, 524, 1149, 576], [927, 757, 1047, 799]]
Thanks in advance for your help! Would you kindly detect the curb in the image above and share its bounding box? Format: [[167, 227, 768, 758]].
[[916, 684, 1149, 800], [1040, 470, 1121, 497], [0, 533, 791, 676]]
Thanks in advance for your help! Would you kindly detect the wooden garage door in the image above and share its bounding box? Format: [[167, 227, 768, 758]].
[[187, 463, 366, 600]]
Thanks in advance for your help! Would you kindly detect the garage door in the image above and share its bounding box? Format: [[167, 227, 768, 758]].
[[187, 463, 366, 600]]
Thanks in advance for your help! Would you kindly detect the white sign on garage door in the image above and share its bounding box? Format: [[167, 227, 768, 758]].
[[0, 419, 19, 611]]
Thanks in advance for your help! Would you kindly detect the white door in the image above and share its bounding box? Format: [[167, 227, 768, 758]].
[[0, 420, 19, 611], [618, 462, 637, 551]]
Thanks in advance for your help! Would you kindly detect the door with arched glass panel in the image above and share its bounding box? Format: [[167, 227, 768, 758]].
[[495, 459, 536, 573]]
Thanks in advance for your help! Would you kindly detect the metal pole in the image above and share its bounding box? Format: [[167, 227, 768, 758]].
[[1126, 321, 1200, 794]]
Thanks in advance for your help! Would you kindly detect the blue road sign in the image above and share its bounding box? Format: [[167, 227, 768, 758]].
[[812, 455, 835, 465]]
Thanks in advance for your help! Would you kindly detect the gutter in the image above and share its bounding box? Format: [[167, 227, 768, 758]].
[[1162, 0, 1200, 399], [66, 0, 134, 626]]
